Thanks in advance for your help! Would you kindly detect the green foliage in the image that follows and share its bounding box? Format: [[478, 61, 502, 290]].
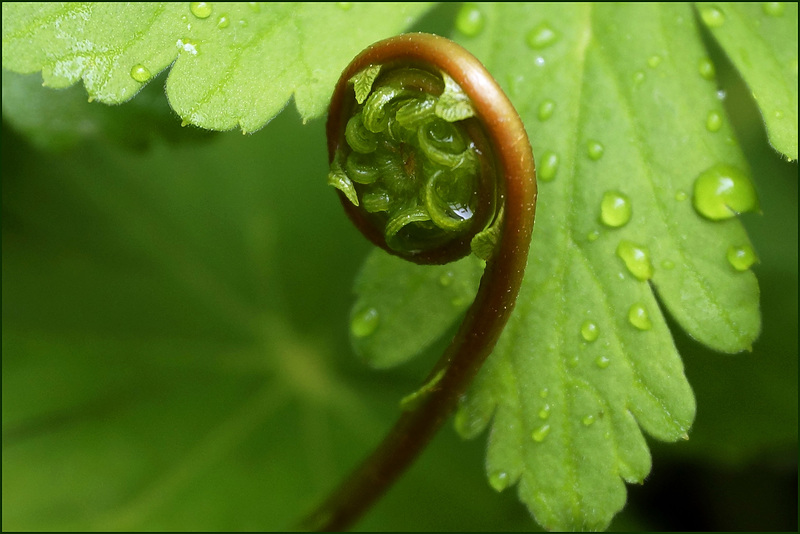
[[1, 2, 797, 532]]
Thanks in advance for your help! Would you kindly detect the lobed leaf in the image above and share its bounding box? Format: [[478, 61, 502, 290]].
[[1, 2, 433, 132], [354, 3, 763, 530], [695, 2, 798, 160]]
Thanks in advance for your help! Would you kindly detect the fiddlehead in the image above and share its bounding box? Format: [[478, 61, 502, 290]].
[[306, 33, 537, 531]]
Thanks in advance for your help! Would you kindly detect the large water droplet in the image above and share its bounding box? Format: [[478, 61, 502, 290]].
[[190, 2, 212, 19], [692, 164, 758, 220], [531, 424, 551, 442], [539, 151, 559, 182], [727, 244, 757, 271], [706, 110, 723, 132], [762, 2, 785, 16], [489, 470, 509, 492], [130, 64, 151, 83], [600, 191, 632, 228], [587, 140, 605, 161], [616, 241, 654, 281], [538, 99, 555, 121], [456, 3, 485, 37], [351, 307, 380, 338], [700, 5, 726, 27], [698, 57, 716, 80], [628, 303, 652, 330], [526, 22, 559, 49], [595, 355, 611, 369], [581, 320, 599, 342]]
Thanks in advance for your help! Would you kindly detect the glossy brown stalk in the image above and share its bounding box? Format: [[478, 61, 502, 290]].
[[302, 33, 537, 531]]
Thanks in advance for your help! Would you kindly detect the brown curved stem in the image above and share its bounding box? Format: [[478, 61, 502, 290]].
[[300, 33, 537, 531]]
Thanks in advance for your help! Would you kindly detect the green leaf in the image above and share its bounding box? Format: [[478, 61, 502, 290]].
[[1, 2, 432, 132], [695, 2, 798, 160], [354, 3, 763, 530], [351, 250, 482, 369]]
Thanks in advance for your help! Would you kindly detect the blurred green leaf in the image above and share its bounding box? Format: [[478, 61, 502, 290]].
[[1, 2, 432, 131], [695, 2, 798, 160]]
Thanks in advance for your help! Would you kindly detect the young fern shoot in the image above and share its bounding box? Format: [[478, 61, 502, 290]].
[[304, 33, 537, 531]]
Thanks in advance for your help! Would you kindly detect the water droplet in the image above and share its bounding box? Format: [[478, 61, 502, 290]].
[[727, 244, 757, 271], [567, 355, 580, 368], [675, 190, 688, 201], [587, 230, 600, 242], [628, 303, 652, 330], [595, 355, 611, 369], [451, 296, 469, 308], [539, 151, 559, 182], [238, 18, 248, 27], [439, 271, 454, 287], [217, 14, 230, 28], [539, 388, 549, 399], [587, 140, 605, 160], [351, 307, 379, 338], [633, 70, 645, 84], [537, 99, 555, 121], [531, 424, 551, 442], [600, 191, 632, 228], [700, 5, 726, 27], [616, 240, 654, 281], [538, 404, 551, 419], [130, 64, 151, 83], [190, 2, 212, 19], [647, 55, 662, 68], [582, 415, 595, 426], [706, 110, 723, 132], [489, 470, 509, 492], [456, 3, 485, 37], [698, 57, 716, 80], [336, 1, 353, 10], [661, 259, 676, 270], [526, 22, 559, 49], [762, 2, 785, 16], [716, 89, 727, 100], [692, 164, 758, 220], [247, 2, 261, 13], [581, 321, 599, 342], [534, 56, 546, 67]]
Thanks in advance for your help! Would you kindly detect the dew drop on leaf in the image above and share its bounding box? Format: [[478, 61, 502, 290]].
[[130, 64, 151, 83], [531, 424, 551, 442], [587, 230, 600, 242], [587, 140, 605, 160], [661, 259, 676, 270], [628, 303, 652, 330], [633, 70, 646, 84], [217, 14, 230, 28], [537, 99, 555, 121], [616, 240, 653, 281], [692, 164, 758, 220], [336, 2, 353, 10], [582, 415, 596, 426], [247, 2, 261, 13], [727, 244, 757, 271], [455, 3, 485, 37], [706, 110, 723, 132], [762, 2, 785, 16], [439, 271, 454, 287], [538, 150, 559, 182], [600, 191, 632, 228], [190, 2, 212, 19], [698, 57, 716, 80], [675, 190, 688, 201], [538, 404, 551, 419], [595, 355, 611, 369], [581, 320, 599, 342], [489, 471, 510, 492], [526, 22, 559, 49], [539, 388, 549, 399], [700, 5, 726, 27], [566, 355, 580, 368], [351, 307, 380, 338], [647, 55, 662, 68]]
